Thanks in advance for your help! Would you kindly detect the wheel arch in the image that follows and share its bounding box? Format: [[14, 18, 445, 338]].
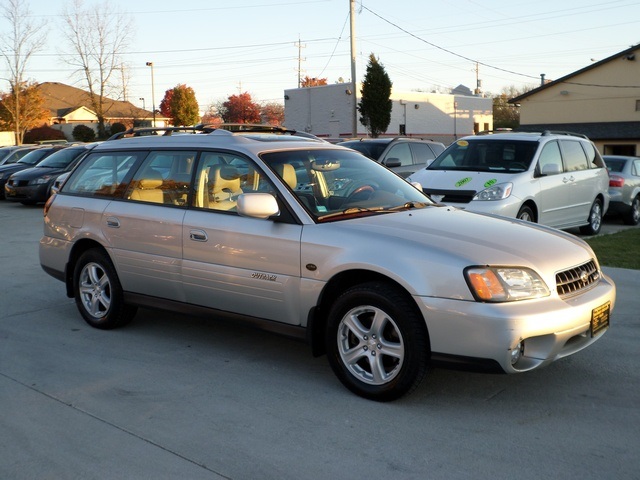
[[64, 238, 110, 297], [306, 269, 429, 357], [519, 200, 538, 222]]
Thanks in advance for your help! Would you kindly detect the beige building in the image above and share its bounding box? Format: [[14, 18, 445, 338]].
[[510, 44, 640, 155]]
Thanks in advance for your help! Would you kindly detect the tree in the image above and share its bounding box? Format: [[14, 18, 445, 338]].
[[61, 0, 133, 139], [491, 85, 533, 130], [300, 76, 328, 87], [358, 53, 392, 138], [159, 84, 199, 126], [0, 0, 46, 144], [0, 81, 50, 140], [219, 92, 261, 124], [260, 102, 284, 125], [159, 88, 173, 118]]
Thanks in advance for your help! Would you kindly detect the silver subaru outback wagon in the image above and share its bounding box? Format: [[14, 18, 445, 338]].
[[39, 127, 615, 401]]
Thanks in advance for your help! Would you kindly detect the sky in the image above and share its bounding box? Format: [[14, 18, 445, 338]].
[[3, 0, 640, 113]]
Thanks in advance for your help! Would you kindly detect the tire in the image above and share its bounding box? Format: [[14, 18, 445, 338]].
[[623, 195, 640, 226], [73, 249, 137, 329], [579, 199, 603, 235], [325, 282, 429, 401], [516, 205, 535, 222]]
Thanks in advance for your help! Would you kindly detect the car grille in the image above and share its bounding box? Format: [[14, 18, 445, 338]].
[[423, 188, 476, 204], [556, 260, 600, 297]]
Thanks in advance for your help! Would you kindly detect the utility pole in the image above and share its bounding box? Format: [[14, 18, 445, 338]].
[[295, 35, 306, 87], [350, 0, 357, 137]]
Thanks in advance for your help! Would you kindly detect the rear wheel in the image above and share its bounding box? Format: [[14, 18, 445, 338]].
[[580, 199, 603, 235], [73, 249, 137, 329], [325, 282, 429, 401], [623, 195, 640, 226]]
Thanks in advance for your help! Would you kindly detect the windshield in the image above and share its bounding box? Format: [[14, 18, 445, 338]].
[[429, 139, 538, 173], [17, 149, 52, 166], [261, 148, 432, 222], [37, 147, 83, 168]]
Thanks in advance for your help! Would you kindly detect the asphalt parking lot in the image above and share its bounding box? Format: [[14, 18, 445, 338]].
[[1, 200, 639, 480]]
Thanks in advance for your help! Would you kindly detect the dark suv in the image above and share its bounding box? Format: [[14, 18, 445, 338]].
[[340, 137, 445, 177]]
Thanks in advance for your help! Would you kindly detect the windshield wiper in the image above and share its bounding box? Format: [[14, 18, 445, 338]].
[[386, 201, 430, 211], [317, 206, 388, 221]]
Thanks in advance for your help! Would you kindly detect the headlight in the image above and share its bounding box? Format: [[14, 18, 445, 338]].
[[34, 176, 53, 185], [465, 266, 550, 302], [473, 182, 513, 201]]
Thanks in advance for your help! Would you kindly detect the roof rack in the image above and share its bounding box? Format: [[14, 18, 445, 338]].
[[540, 130, 588, 139]]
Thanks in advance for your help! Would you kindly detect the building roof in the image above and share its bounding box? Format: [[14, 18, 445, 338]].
[[39, 81, 155, 121], [509, 44, 640, 104]]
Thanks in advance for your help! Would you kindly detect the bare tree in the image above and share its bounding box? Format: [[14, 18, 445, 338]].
[[0, 0, 46, 144], [61, 0, 133, 138]]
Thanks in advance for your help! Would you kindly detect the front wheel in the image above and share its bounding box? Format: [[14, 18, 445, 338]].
[[325, 282, 429, 401], [579, 199, 603, 235], [516, 205, 535, 222], [73, 249, 137, 329]]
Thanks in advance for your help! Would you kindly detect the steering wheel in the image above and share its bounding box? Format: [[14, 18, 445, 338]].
[[346, 184, 375, 202]]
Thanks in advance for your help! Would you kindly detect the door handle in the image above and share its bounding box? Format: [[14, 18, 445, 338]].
[[105, 216, 120, 228], [189, 229, 208, 242]]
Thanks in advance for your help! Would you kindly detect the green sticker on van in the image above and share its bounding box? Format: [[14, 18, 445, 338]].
[[484, 179, 497, 188], [455, 177, 472, 187]]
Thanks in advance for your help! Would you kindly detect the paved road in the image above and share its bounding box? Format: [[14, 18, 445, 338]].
[[1, 201, 639, 480]]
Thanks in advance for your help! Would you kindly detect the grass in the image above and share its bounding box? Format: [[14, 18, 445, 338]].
[[585, 228, 640, 270]]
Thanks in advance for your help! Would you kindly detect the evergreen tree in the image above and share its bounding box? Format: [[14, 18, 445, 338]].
[[168, 84, 199, 126], [358, 53, 392, 138]]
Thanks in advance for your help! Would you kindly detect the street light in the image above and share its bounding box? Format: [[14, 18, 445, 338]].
[[146, 62, 156, 127], [139, 97, 145, 110]]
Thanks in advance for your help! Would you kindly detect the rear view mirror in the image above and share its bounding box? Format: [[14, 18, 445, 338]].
[[541, 163, 562, 175], [383, 157, 401, 168], [311, 159, 340, 171], [237, 193, 280, 219]]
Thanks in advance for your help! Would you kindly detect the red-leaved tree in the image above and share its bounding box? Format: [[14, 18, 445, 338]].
[[220, 92, 261, 123]]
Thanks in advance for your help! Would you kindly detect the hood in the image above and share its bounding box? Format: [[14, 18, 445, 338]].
[[408, 169, 526, 192], [9, 165, 66, 180]]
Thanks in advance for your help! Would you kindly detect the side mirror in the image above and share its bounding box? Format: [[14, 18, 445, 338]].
[[237, 193, 280, 219], [383, 157, 401, 168]]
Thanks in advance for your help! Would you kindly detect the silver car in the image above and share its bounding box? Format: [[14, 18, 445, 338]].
[[407, 131, 610, 235], [39, 128, 616, 401], [603, 155, 640, 225]]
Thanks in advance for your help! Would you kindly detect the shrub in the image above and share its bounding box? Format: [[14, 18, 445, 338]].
[[23, 126, 67, 144], [109, 122, 126, 136], [72, 124, 96, 142]]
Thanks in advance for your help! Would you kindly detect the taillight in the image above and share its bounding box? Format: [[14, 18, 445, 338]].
[[43, 194, 55, 217], [609, 175, 624, 188]]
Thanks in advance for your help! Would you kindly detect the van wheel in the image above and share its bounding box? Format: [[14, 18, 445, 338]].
[[325, 282, 429, 401], [623, 195, 640, 225], [516, 205, 535, 222], [73, 249, 137, 329], [579, 199, 603, 235]]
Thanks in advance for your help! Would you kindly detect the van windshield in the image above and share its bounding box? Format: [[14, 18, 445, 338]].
[[429, 139, 538, 173]]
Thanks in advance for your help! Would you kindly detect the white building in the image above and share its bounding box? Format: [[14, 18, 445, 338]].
[[283, 83, 493, 144]]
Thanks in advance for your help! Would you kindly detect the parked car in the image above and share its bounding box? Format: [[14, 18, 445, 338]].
[[603, 155, 640, 225], [0, 145, 41, 166], [407, 131, 610, 235], [0, 146, 67, 199], [40, 126, 615, 401], [340, 137, 445, 177], [4, 143, 98, 205]]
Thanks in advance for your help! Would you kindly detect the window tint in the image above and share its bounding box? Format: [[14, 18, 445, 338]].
[[561, 140, 589, 171], [385, 143, 413, 167], [65, 152, 143, 197], [537, 141, 563, 174], [410, 143, 436, 163], [126, 151, 196, 205]]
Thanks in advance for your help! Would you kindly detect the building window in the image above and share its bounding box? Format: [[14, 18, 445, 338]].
[[636, 100, 640, 111]]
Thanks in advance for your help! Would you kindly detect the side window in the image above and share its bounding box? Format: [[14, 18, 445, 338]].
[[385, 143, 413, 167], [193, 152, 273, 212], [561, 140, 589, 171], [64, 152, 143, 197], [633, 160, 640, 177], [125, 151, 196, 205], [580, 141, 604, 169], [537, 141, 563, 175], [410, 143, 436, 165]]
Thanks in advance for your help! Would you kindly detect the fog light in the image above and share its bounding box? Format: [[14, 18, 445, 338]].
[[510, 342, 524, 365]]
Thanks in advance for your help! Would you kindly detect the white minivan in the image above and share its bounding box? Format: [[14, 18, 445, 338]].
[[407, 131, 610, 235]]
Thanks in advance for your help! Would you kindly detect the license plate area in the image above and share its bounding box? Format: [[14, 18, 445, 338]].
[[591, 301, 610, 336]]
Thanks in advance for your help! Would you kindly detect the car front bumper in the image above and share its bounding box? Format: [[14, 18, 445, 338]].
[[415, 272, 615, 373], [4, 182, 50, 203]]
